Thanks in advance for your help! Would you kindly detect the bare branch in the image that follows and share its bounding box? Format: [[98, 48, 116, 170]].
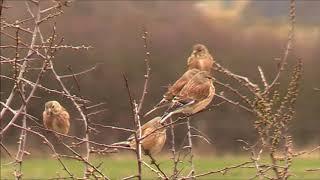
[[263, 0, 296, 94], [0, 142, 13, 158], [137, 27, 151, 114], [0, 0, 41, 120], [59, 64, 100, 79], [185, 118, 195, 178], [258, 66, 268, 88], [182, 161, 253, 179], [123, 74, 143, 180]]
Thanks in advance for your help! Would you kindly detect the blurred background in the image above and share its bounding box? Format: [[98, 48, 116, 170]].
[[1, 1, 320, 154]]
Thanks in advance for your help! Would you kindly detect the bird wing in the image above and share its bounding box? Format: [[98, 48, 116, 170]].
[[55, 110, 70, 134], [162, 77, 210, 117], [111, 141, 131, 147], [176, 76, 211, 103], [127, 121, 153, 142], [127, 134, 135, 142], [140, 125, 157, 152], [126, 121, 155, 149], [42, 111, 51, 129], [144, 70, 200, 117], [163, 69, 200, 100], [127, 117, 161, 141]]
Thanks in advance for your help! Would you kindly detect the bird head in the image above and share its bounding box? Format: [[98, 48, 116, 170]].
[[45, 101, 63, 115], [192, 44, 208, 57]]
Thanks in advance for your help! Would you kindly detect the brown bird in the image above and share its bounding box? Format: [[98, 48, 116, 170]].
[[43, 101, 70, 135], [160, 71, 215, 123], [144, 44, 213, 117], [113, 117, 166, 156], [187, 44, 214, 73], [144, 69, 201, 117]]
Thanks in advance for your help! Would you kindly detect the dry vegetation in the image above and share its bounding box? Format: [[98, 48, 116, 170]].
[[1, 0, 319, 179]]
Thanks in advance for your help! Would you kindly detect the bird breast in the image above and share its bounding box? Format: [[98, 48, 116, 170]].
[[145, 130, 167, 155], [43, 110, 70, 134]]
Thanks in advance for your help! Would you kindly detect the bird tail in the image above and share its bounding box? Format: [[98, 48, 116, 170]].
[[144, 99, 171, 117], [111, 141, 131, 147], [160, 111, 174, 124], [160, 100, 195, 124]]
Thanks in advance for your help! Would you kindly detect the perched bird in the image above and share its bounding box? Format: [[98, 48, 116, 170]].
[[144, 44, 214, 117], [144, 69, 200, 117], [112, 117, 166, 156], [43, 101, 70, 135], [160, 71, 215, 123], [187, 44, 214, 73]]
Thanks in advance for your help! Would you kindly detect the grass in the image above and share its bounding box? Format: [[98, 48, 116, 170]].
[[1, 154, 320, 179]]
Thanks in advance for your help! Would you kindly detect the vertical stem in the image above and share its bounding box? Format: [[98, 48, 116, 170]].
[[270, 151, 281, 179], [137, 27, 151, 113], [169, 117, 178, 178], [134, 101, 142, 180], [14, 85, 27, 180], [186, 118, 195, 177], [123, 75, 142, 180]]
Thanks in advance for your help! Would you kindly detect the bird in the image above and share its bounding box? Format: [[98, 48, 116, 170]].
[[160, 71, 215, 124], [112, 116, 166, 156], [43, 101, 70, 135], [144, 44, 214, 117], [144, 69, 201, 117], [187, 44, 214, 74]]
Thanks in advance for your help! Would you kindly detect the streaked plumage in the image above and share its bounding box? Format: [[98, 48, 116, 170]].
[[160, 71, 215, 123], [43, 101, 70, 135], [113, 117, 166, 155], [144, 69, 200, 117], [145, 44, 213, 117], [187, 44, 214, 73]]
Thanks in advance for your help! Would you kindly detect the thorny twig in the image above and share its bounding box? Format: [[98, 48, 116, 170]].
[[185, 118, 195, 178], [181, 161, 254, 179], [123, 74, 143, 180], [137, 27, 151, 114], [1, 1, 107, 179], [14, 82, 27, 179], [62, 64, 94, 178], [147, 154, 169, 179], [121, 28, 152, 180], [12, 123, 74, 178], [0, 0, 41, 121], [169, 117, 179, 179], [263, 0, 296, 95]]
